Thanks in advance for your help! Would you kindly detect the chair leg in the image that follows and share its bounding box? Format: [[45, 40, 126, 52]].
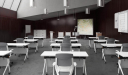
[[3, 64, 8, 75], [102, 49, 106, 63], [102, 49, 104, 59], [117, 67, 120, 75], [8, 64, 11, 74], [53, 66, 55, 75], [75, 66, 76, 75]]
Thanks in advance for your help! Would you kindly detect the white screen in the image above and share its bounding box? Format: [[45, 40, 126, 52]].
[[77, 19, 93, 35]]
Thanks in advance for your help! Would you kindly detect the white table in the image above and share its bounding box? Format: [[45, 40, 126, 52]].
[[93, 40, 119, 53], [116, 52, 128, 75], [41, 51, 89, 75], [14, 39, 39, 52], [57, 37, 76, 39], [116, 52, 128, 57], [8, 43, 30, 61], [25, 37, 44, 39], [0, 51, 12, 75], [101, 44, 122, 63], [88, 37, 108, 47], [55, 39, 78, 43], [50, 43, 81, 47], [50, 43, 82, 51], [25, 37, 44, 47], [0, 51, 12, 56]]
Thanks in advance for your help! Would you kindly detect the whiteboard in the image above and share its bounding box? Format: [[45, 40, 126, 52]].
[[77, 19, 93, 35], [58, 32, 64, 37], [118, 10, 128, 33], [34, 30, 46, 38]]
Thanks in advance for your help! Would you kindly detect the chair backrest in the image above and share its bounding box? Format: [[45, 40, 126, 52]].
[[121, 43, 128, 52], [56, 53, 73, 66], [107, 38, 115, 44], [0, 42, 8, 51], [63, 38, 70, 43], [98, 36, 105, 40], [61, 43, 71, 51], [64, 36, 70, 39], [27, 35, 33, 39], [58, 32, 64, 37], [65, 32, 71, 36], [16, 38, 24, 43]]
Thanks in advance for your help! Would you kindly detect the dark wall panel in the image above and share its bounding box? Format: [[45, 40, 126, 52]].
[[0, 7, 17, 18], [0, 8, 34, 43], [35, 11, 97, 38], [97, 0, 128, 43]]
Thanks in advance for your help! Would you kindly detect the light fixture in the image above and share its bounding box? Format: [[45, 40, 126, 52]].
[[64, 8, 68, 14], [44, 8, 47, 14], [85, 8, 90, 14], [57, 12, 60, 20], [30, 0, 34, 7], [97, 0, 104, 7], [63, 0, 68, 7], [44, 0, 48, 14], [74, 9, 76, 20]]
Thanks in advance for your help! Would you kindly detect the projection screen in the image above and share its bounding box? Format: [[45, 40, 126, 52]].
[[77, 19, 93, 35]]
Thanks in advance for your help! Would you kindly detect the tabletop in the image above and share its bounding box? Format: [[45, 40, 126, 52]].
[[14, 39, 38, 42], [93, 40, 119, 42], [101, 44, 122, 47], [55, 39, 78, 41], [116, 52, 128, 57], [50, 43, 82, 46], [0, 51, 12, 56], [41, 51, 89, 57], [25, 37, 44, 39], [58, 37, 76, 38], [8, 43, 30, 46], [88, 37, 108, 39]]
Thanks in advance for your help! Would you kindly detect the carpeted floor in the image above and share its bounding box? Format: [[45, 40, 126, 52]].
[[0, 39, 128, 75]]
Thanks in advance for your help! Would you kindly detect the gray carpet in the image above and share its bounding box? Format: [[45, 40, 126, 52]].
[[0, 39, 128, 75]]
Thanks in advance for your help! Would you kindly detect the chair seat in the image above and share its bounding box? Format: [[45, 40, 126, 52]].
[[57, 66, 73, 72], [59, 72, 70, 75]]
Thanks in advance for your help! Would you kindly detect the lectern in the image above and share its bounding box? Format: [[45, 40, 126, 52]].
[[50, 31, 54, 42]]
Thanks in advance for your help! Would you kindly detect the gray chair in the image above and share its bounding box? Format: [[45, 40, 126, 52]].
[[0, 42, 8, 51], [53, 53, 77, 75], [60, 43, 72, 51], [27, 35, 34, 39], [16, 38, 24, 43], [117, 43, 128, 75], [98, 36, 105, 40], [106, 38, 115, 44], [102, 38, 116, 63], [0, 42, 12, 75], [63, 39, 70, 43], [64, 36, 70, 39], [120, 43, 128, 52]]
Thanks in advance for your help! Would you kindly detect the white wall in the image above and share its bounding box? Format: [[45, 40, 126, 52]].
[[17, 0, 97, 18]]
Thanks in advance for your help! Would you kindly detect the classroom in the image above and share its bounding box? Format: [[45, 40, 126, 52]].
[[0, 0, 128, 75]]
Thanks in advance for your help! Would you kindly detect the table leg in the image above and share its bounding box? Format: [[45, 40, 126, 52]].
[[94, 43, 96, 53], [89, 40, 91, 48], [83, 59, 85, 74], [84, 59, 87, 75], [46, 60, 48, 75], [42, 59, 46, 75]]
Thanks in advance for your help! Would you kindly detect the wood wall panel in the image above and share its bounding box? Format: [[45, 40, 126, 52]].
[[34, 11, 98, 38], [97, 0, 128, 43], [0, 7, 34, 43]]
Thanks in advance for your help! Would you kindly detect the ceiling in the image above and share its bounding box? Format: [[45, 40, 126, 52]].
[[17, 0, 111, 21]]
